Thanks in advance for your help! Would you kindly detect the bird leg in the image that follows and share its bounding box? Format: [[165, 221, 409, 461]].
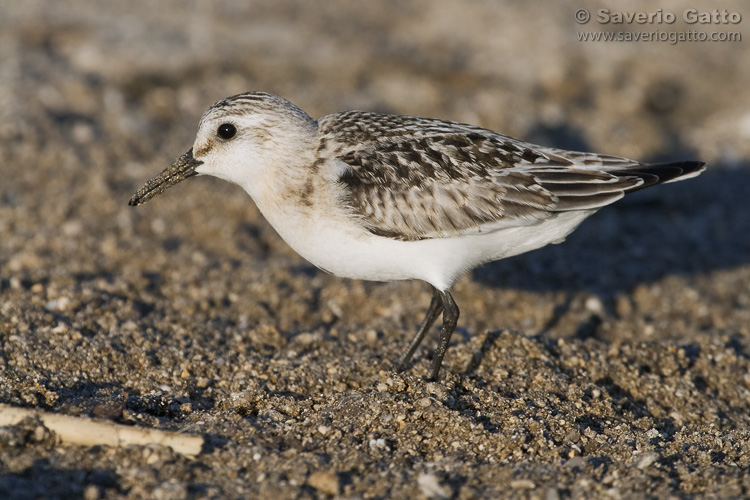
[[429, 290, 459, 381], [393, 287, 443, 373]]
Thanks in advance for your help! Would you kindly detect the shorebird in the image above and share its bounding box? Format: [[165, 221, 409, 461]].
[[130, 92, 705, 380]]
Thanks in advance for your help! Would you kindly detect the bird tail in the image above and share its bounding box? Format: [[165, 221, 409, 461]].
[[613, 161, 706, 193]]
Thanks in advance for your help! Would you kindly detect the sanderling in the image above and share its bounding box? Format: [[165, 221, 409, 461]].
[[130, 91, 705, 380]]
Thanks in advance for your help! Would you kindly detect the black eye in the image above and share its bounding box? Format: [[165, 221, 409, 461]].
[[217, 123, 237, 140]]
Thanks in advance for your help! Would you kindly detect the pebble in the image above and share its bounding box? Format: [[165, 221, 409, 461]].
[[308, 471, 340, 496], [83, 485, 100, 500], [510, 479, 536, 489], [585, 295, 604, 315], [417, 473, 448, 499], [636, 452, 659, 470]]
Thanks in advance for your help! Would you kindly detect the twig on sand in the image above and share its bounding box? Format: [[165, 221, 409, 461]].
[[0, 404, 204, 456]]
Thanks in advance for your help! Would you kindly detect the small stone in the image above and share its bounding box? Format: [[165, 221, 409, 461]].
[[546, 487, 561, 500], [510, 479, 536, 489], [83, 485, 100, 500], [146, 450, 162, 465], [645, 428, 660, 439], [369, 438, 387, 450], [308, 470, 339, 496], [294, 332, 317, 346], [45, 297, 71, 311], [33, 425, 47, 442], [669, 411, 684, 427], [230, 391, 253, 410], [52, 323, 68, 334], [417, 473, 448, 499], [92, 399, 126, 420], [365, 329, 378, 345], [585, 295, 604, 314], [121, 320, 138, 331], [636, 451, 659, 470]]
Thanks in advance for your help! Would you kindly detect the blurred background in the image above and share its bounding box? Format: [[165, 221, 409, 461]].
[[1, 0, 748, 335]]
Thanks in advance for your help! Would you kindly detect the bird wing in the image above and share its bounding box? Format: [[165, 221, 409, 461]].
[[320, 112, 691, 241]]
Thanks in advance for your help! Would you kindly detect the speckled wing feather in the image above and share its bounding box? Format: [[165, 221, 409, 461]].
[[319, 112, 702, 241]]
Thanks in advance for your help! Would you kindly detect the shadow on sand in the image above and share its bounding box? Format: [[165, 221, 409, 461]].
[[472, 163, 748, 297]]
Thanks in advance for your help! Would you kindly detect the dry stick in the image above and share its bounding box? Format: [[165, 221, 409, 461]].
[[0, 404, 204, 456]]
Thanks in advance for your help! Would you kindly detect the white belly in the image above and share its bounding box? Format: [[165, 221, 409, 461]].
[[260, 201, 594, 291]]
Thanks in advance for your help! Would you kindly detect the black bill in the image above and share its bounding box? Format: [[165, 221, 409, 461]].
[[128, 149, 203, 206]]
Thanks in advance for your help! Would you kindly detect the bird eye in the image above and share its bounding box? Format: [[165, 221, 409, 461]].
[[217, 123, 237, 140]]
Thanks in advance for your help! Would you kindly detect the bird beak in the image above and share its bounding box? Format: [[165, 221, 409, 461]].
[[129, 148, 203, 206]]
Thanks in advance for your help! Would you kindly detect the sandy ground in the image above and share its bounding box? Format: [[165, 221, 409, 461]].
[[1, 1, 750, 498]]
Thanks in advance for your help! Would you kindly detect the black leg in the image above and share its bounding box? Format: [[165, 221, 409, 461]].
[[393, 287, 443, 372], [429, 290, 459, 381]]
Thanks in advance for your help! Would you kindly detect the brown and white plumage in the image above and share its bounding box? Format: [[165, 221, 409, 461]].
[[130, 92, 705, 380], [316, 111, 703, 241]]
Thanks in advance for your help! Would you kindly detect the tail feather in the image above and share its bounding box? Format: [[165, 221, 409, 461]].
[[614, 161, 706, 193], [547, 160, 705, 213]]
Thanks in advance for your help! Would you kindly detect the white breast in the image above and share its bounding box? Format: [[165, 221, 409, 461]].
[[252, 192, 594, 291]]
